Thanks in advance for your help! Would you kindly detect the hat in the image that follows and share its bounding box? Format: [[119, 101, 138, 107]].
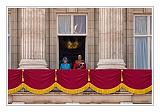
[[63, 57, 68, 62]]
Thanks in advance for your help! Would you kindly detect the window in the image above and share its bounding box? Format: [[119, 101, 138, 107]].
[[58, 15, 71, 34], [134, 15, 152, 69], [57, 14, 87, 35]]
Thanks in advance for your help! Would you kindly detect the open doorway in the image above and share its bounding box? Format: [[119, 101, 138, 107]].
[[59, 36, 85, 69]]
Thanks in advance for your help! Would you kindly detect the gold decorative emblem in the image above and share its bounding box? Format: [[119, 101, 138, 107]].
[[66, 40, 79, 49]]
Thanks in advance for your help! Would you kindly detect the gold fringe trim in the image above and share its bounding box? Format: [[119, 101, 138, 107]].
[[121, 83, 152, 94], [89, 83, 121, 94], [23, 83, 56, 94], [8, 83, 152, 95], [56, 82, 90, 94], [8, 83, 24, 95]]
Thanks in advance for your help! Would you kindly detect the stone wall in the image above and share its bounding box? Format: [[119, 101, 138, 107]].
[[8, 8, 152, 69], [8, 8, 18, 68]]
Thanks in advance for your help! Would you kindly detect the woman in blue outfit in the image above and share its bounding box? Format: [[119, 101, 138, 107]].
[[60, 57, 71, 70]]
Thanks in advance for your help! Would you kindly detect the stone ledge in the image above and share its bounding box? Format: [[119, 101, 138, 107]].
[[8, 92, 152, 104]]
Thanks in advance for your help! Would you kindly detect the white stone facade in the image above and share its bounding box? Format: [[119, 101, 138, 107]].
[[8, 8, 152, 69], [8, 8, 152, 104]]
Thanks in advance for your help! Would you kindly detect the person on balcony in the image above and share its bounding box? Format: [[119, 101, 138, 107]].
[[73, 55, 86, 69], [60, 57, 71, 70]]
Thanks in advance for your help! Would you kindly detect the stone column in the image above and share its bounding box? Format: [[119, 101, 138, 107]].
[[97, 8, 126, 69], [19, 8, 47, 69]]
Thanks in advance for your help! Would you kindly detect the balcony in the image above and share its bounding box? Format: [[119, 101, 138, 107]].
[[8, 69, 152, 104]]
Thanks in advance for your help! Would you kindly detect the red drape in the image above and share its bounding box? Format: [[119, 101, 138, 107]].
[[122, 69, 152, 89], [8, 69, 22, 89], [24, 69, 55, 89], [8, 69, 152, 94], [90, 69, 121, 89], [56, 70, 88, 89]]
